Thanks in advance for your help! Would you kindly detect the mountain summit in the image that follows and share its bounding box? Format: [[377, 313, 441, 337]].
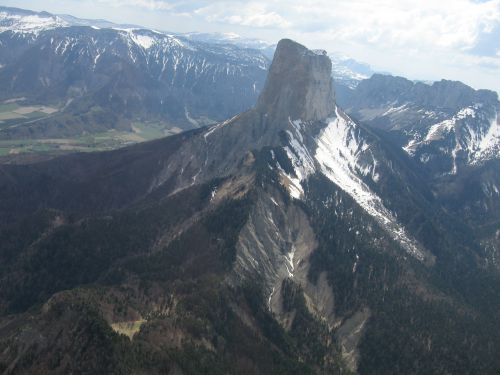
[[142, 39, 338, 192], [256, 39, 335, 122]]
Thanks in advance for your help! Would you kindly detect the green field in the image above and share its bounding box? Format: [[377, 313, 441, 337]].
[[0, 121, 184, 157], [0, 102, 59, 130]]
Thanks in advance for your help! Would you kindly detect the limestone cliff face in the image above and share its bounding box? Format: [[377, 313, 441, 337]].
[[149, 39, 337, 194], [256, 39, 335, 122]]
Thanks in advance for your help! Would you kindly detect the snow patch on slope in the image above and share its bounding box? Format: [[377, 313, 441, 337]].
[[315, 107, 425, 260], [277, 119, 317, 199], [130, 33, 155, 49], [284, 120, 316, 183], [276, 107, 424, 260], [471, 111, 500, 163], [276, 161, 305, 200], [284, 245, 296, 277], [424, 119, 455, 143], [404, 106, 500, 171], [381, 103, 408, 117]]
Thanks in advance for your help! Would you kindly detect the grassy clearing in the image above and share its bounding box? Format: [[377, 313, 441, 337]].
[[132, 121, 183, 140], [110, 319, 146, 339]]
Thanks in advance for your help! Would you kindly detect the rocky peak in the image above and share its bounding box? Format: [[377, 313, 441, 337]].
[[255, 38, 335, 122]]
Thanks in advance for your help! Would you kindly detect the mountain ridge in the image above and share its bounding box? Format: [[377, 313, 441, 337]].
[[0, 10, 270, 143]]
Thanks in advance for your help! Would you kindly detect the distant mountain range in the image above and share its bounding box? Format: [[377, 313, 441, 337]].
[[180, 32, 375, 88], [0, 6, 269, 143], [337, 74, 500, 176], [0, 6, 375, 150]]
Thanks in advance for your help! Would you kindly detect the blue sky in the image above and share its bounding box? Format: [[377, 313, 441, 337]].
[[3, 0, 500, 93]]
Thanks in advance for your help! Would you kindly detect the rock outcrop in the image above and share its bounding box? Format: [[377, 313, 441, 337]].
[[256, 39, 335, 122]]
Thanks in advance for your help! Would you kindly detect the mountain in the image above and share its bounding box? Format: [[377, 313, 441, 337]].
[[0, 38, 499, 375], [0, 6, 269, 144], [337, 74, 500, 174], [337, 72, 500, 280]]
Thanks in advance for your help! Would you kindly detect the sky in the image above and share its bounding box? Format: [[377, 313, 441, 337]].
[[3, 0, 500, 93]]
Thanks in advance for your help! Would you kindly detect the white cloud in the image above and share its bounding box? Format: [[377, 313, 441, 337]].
[[185, 0, 500, 51], [96, 0, 173, 11], [290, 0, 500, 51], [194, 2, 291, 29]]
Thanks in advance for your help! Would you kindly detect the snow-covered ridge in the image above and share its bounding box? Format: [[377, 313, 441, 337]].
[[404, 105, 500, 171], [0, 8, 267, 68], [277, 107, 425, 260], [0, 10, 68, 34], [3, 25, 268, 79], [114, 28, 190, 51], [314, 107, 424, 259]]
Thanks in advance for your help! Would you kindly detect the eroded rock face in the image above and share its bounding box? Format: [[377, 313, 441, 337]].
[[335, 307, 371, 372], [230, 187, 316, 294], [256, 39, 335, 122]]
